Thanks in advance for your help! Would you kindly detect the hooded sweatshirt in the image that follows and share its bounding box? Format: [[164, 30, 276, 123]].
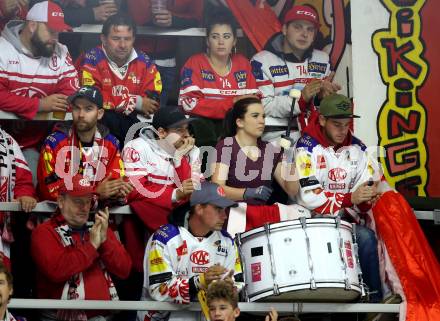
[[0, 21, 78, 148], [251, 32, 331, 128]]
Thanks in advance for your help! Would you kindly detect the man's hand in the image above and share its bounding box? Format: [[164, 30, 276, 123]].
[[351, 182, 377, 205], [203, 264, 227, 287], [95, 206, 109, 243], [116, 180, 134, 198], [141, 97, 160, 116], [93, 3, 118, 22], [176, 178, 195, 201], [96, 175, 127, 199], [89, 220, 102, 249], [301, 79, 322, 102], [175, 136, 195, 155], [16, 196, 37, 213], [319, 71, 342, 99], [152, 9, 172, 27], [39, 94, 68, 113]]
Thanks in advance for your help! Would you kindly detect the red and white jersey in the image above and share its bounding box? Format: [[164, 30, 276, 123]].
[[80, 46, 162, 115], [123, 128, 201, 210], [0, 21, 78, 120], [251, 45, 330, 127], [294, 132, 380, 221], [179, 53, 260, 119]]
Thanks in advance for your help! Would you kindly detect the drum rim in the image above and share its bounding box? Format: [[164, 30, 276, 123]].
[[238, 218, 353, 239], [246, 281, 362, 301]]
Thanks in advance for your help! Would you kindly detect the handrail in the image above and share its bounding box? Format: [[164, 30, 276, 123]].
[[8, 299, 401, 313]]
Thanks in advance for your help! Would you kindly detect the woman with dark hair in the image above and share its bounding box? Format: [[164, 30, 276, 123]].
[[212, 97, 298, 204], [178, 11, 260, 145], [211, 97, 301, 232]]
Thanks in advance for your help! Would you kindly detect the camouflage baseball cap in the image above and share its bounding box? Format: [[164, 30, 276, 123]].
[[319, 94, 360, 119]]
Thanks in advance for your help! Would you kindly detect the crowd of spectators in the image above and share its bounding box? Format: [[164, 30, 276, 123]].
[[0, 1, 397, 321]]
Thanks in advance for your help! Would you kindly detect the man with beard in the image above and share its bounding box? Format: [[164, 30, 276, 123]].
[[37, 86, 132, 202], [79, 13, 162, 146], [0, 1, 79, 180]]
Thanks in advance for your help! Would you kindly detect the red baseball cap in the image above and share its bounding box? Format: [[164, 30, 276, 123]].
[[26, 1, 72, 32], [283, 5, 320, 28], [59, 175, 97, 197]]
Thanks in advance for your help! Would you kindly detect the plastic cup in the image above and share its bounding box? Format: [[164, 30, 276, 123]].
[[52, 111, 67, 120], [151, 0, 168, 14]]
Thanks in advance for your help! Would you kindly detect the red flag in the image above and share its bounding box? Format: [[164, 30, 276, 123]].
[[225, 0, 281, 51], [373, 191, 440, 320]]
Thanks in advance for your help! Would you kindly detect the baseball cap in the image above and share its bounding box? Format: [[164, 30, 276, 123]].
[[152, 106, 193, 130], [26, 1, 72, 32], [319, 94, 360, 119], [68, 86, 103, 109], [190, 182, 237, 209], [283, 5, 320, 28], [59, 175, 97, 197]]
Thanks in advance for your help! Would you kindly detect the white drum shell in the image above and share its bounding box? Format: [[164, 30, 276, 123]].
[[238, 218, 361, 302]]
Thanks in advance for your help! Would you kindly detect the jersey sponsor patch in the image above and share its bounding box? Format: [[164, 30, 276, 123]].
[[299, 176, 320, 188], [234, 70, 247, 83], [308, 62, 328, 74], [82, 70, 95, 86], [154, 71, 163, 92], [176, 240, 188, 258], [269, 65, 289, 77], [149, 272, 172, 285], [214, 240, 228, 256], [297, 154, 314, 177], [251, 60, 264, 80], [152, 224, 179, 244], [192, 266, 208, 273], [181, 67, 193, 87], [317, 155, 326, 169], [329, 183, 346, 190], [201, 70, 215, 82], [149, 249, 168, 273]]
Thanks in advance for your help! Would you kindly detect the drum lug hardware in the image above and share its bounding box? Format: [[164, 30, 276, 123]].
[[300, 216, 307, 229], [289, 269, 297, 276], [345, 278, 351, 290], [284, 237, 292, 243], [310, 279, 317, 290], [335, 215, 341, 229], [273, 284, 280, 296]]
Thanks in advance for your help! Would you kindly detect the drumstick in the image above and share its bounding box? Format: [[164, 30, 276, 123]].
[[197, 289, 211, 321]]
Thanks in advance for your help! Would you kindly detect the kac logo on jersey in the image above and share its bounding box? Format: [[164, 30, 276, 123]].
[[190, 250, 210, 265], [201, 70, 215, 82], [269, 65, 289, 77], [328, 168, 347, 182]]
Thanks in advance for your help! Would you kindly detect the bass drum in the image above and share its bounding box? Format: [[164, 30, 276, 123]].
[[237, 218, 363, 302]]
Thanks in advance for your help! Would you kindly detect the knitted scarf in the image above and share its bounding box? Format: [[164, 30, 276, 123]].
[[54, 220, 118, 321]]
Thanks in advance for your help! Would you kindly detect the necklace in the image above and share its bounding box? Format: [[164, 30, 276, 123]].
[[207, 54, 232, 77]]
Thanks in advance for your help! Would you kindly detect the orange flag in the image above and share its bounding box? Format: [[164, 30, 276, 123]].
[[373, 191, 440, 320]]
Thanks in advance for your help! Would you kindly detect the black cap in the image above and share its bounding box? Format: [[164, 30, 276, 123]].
[[152, 106, 192, 130], [68, 86, 103, 109]]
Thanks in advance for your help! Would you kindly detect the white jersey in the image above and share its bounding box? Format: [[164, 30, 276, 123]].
[[294, 133, 381, 221], [138, 222, 242, 321], [251, 37, 330, 127]]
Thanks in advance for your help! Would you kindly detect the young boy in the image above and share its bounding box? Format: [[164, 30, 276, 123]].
[[206, 280, 278, 321]]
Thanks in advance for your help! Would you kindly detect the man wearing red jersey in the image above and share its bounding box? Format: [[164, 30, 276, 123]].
[[37, 86, 132, 202], [79, 13, 162, 145]]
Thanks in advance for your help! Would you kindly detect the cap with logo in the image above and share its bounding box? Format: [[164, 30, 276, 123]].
[[59, 175, 97, 197], [283, 5, 320, 28], [68, 86, 103, 109], [190, 182, 237, 209], [26, 1, 71, 32], [152, 106, 193, 130], [319, 93, 360, 119]]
